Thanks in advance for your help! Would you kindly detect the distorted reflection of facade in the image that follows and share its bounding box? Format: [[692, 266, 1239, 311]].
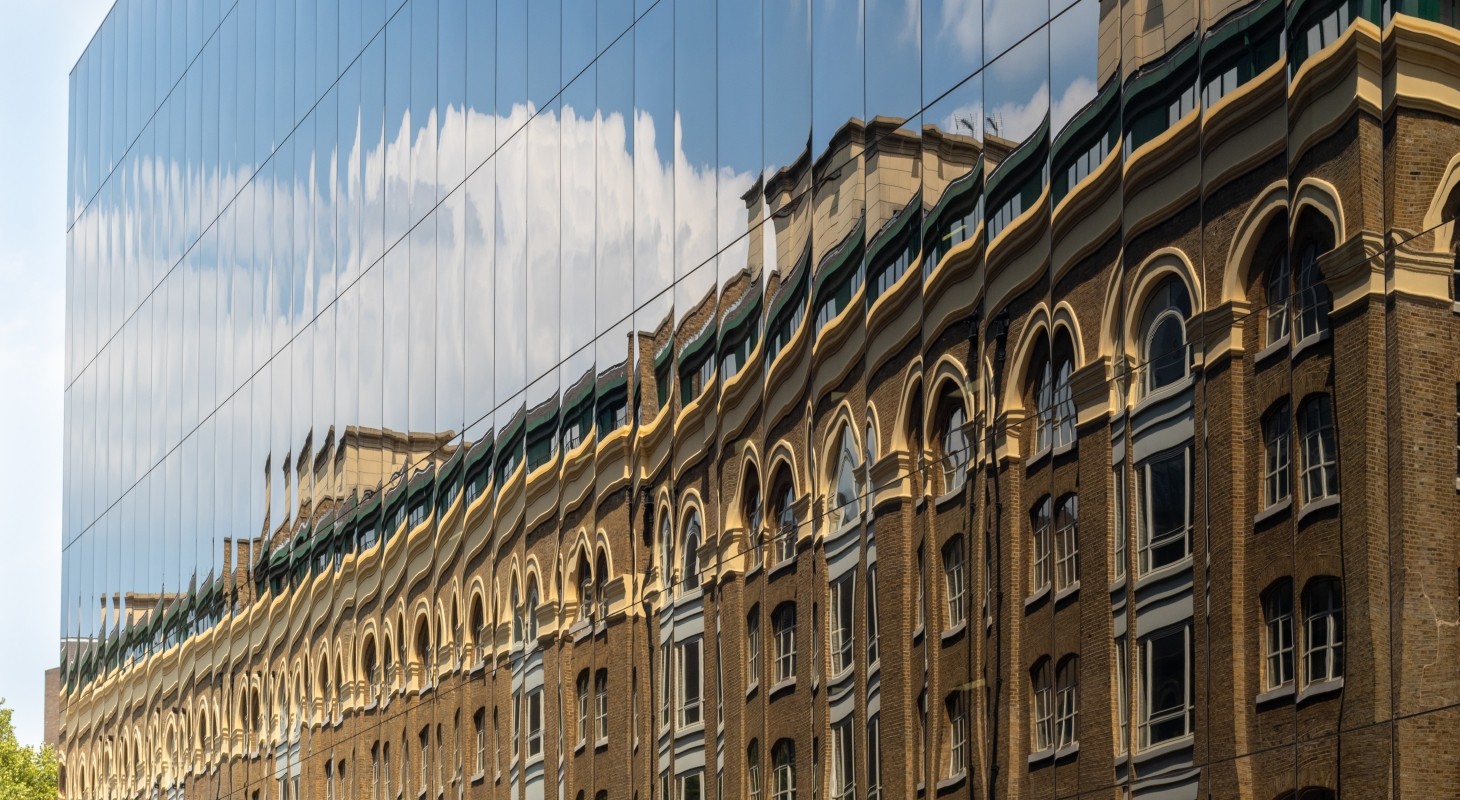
[[58, 0, 1460, 799]]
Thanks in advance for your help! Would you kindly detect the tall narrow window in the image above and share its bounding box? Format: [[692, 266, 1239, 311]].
[[1056, 657, 1079, 748], [1295, 242, 1331, 342], [866, 565, 880, 666], [1034, 347, 1053, 453], [1304, 578, 1344, 685], [1138, 448, 1191, 574], [594, 671, 608, 741], [372, 743, 382, 800], [1115, 638, 1129, 755], [772, 740, 797, 800], [1032, 659, 1054, 752], [526, 688, 543, 759], [677, 637, 704, 727], [511, 690, 521, 758], [660, 641, 672, 728], [1267, 252, 1290, 344], [1031, 497, 1053, 594], [1139, 625, 1192, 749], [1141, 277, 1192, 395], [683, 513, 702, 590], [774, 603, 798, 684], [595, 552, 609, 620], [937, 696, 962, 780], [776, 484, 798, 564], [524, 581, 539, 642], [473, 710, 485, 776], [1052, 339, 1076, 449], [867, 715, 882, 800], [1299, 395, 1339, 505], [747, 607, 762, 689], [1055, 495, 1079, 591], [829, 574, 855, 674], [1264, 404, 1292, 508], [1113, 467, 1127, 581], [942, 402, 969, 492], [833, 427, 860, 528], [746, 478, 764, 571], [944, 538, 966, 628], [748, 740, 763, 800], [578, 554, 593, 621], [831, 719, 855, 800], [916, 547, 927, 630], [576, 672, 590, 746], [1263, 580, 1295, 690]]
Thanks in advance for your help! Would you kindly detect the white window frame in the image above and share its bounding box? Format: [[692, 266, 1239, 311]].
[[1031, 498, 1052, 595], [1113, 467, 1127, 581], [829, 574, 855, 675], [866, 715, 882, 800], [774, 605, 797, 684], [1115, 638, 1129, 755], [1055, 496, 1079, 592], [748, 742, 763, 800], [1264, 407, 1292, 508], [576, 673, 590, 746], [676, 770, 703, 800], [1264, 583, 1295, 690], [831, 719, 855, 800], [525, 688, 543, 760], [473, 712, 485, 776], [747, 610, 761, 689], [595, 671, 607, 741], [1299, 396, 1338, 506], [1032, 663, 1054, 753], [1139, 624, 1192, 750], [866, 566, 880, 667], [1303, 579, 1344, 686], [1295, 243, 1331, 343], [1137, 448, 1191, 575], [1056, 660, 1079, 749], [676, 638, 704, 728], [944, 538, 966, 628], [1267, 253, 1290, 345], [772, 742, 796, 800]]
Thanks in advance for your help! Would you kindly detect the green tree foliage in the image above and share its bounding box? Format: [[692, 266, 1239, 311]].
[[0, 698, 58, 800]]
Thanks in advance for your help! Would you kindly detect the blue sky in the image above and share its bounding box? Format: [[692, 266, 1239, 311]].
[[0, 0, 112, 748]]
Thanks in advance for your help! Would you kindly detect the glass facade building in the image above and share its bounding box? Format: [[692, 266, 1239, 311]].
[[59, 0, 1460, 798]]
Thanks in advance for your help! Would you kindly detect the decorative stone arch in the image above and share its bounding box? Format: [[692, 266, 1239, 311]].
[[1050, 301, 1087, 367], [925, 354, 975, 437], [1222, 180, 1289, 304], [1121, 247, 1202, 365], [1423, 152, 1460, 252], [1005, 304, 1054, 416], [764, 440, 801, 505], [818, 400, 863, 500], [1290, 177, 1346, 246], [889, 358, 927, 457], [726, 443, 765, 533], [592, 528, 616, 583]]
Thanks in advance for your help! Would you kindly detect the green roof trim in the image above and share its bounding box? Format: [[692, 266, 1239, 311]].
[[987, 115, 1050, 207], [869, 193, 922, 268], [1051, 76, 1120, 160], [924, 164, 983, 240], [1123, 33, 1198, 101], [813, 215, 867, 297], [767, 239, 814, 325]]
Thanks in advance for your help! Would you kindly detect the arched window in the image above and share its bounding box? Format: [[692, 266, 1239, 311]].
[[938, 388, 969, 492], [745, 472, 764, 571], [524, 579, 539, 642], [1056, 656, 1079, 748], [1055, 495, 1079, 592], [659, 515, 674, 583], [1298, 395, 1338, 505], [577, 552, 594, 621], [774, 478, 797, 565], [1263, 403, 1292, 508], [683, 512, 702, 589], [469, 597, 486, 661], [832, 426, 860, 528], [595, 551, 609, 620], [511, 581, 523, 644], [1266, 251, 1290, 344], [1140, 277, 1192, 395], [943, 537, 966, 629], [773, 603, 798, 684], [772, 739, 797, 800], [415, 617, 433, 678], [1030, 497, 1053, 596], [1303, 578, 1344, 685], [748, 740, 763, 800], [1030, 658, 1054, 752], [1294, 241, 1331, 342], [864, 420, 878, 471], [576, 671, 590, 746], [1262, 579, 1295, 690], [1033, 341, 1053, 452], [1051, 334, 1076, 448]]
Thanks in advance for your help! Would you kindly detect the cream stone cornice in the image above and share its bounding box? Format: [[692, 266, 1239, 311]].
[[1200, 61, 1288, 200], [1323, 228, 1386, 313], [1190, 299, 1254, 370], [865, 255, 926, 381], [1287, 19, 1382, 170], [1051, 150, 1122, 285], [1383, 15, 1460, 122], [1122, 109, 1201, 245]]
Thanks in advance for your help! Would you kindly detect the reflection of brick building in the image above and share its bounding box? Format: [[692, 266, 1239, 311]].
[[57, 1, 1460, 800]]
